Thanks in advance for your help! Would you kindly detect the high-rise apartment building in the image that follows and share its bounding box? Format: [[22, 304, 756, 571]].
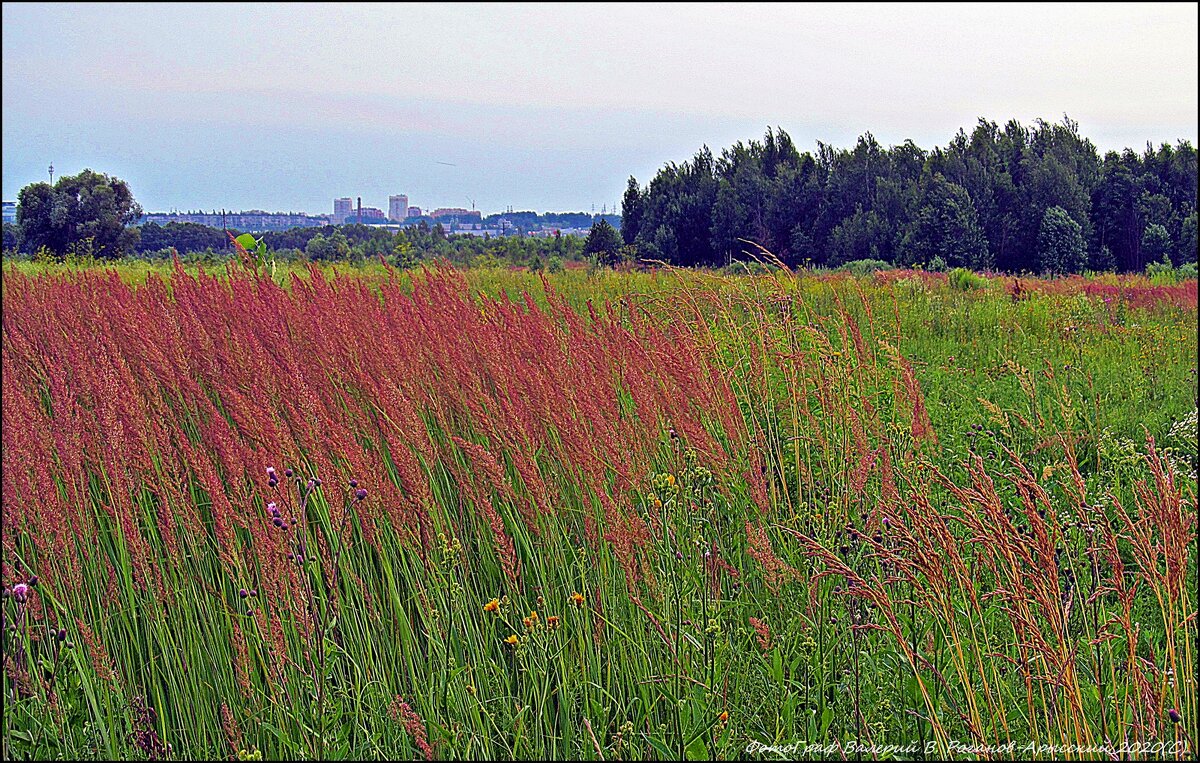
[[388, 194, 409, 221], [332, 197, 353, 224]]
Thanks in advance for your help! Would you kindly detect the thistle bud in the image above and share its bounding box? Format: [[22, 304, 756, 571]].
[[239, 588, 248, 599], [349, 479, 358, 488], [285, 468, 294, 478], [355, 488, 368, 501]]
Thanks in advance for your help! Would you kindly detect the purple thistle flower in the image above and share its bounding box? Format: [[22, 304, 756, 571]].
[[285, 468, 294, 478], [355, 488, 368, 501], [238, 588, 248, 599], [1169, 708, 1182, 723], [12, 583, 28, 602], [349, 479, 358, 488]]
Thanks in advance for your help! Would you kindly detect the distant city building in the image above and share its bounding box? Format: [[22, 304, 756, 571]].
[[2, 201, 16, 225], [348, 206, 387, 223], [407, 206, 422, 218], [431, 207, 481, 221], [332, 197, 353, 224], [388, 194, 409, 221], [139, 210, 329, 233]]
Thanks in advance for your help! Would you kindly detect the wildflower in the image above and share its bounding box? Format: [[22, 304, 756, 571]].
[[527, 610, 537, 622], [27, 575, 37, 587], [504, 634, 519, 646], [547, 615, 560, 631], [483, 598, 500, 613], [284, 468, 294, 478], [239, 589, 248, 599], [666, 474, 676, 488], [12, 584, 28, 603], [523, 611, 539, 629], [349, 479, 358, 488], [1168, 708, 1182, 723], [570, 592, 585, 608], [718, 711, 729, 724], [355, 488, 368, 501]]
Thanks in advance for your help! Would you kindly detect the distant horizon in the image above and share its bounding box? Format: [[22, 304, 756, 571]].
[[4, 3, 1197, 213], [7, 114, 1198, 218]]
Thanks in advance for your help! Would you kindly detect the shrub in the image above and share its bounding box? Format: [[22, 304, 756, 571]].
[[948, 267, 989, 290], [836, 258, 894, 276]]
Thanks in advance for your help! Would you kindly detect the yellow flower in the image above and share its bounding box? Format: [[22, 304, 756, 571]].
[[483, 598, 499, 613], [504, 634, 519, 645], [527, 610, 538, 622], [547, 615, 561, 631], [570, 592, 585, 608], [666, 474, 676, 488], [718, 711, 729, 724]]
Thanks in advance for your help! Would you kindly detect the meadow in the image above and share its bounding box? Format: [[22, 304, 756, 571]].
[[1, 259, 1196, 760]]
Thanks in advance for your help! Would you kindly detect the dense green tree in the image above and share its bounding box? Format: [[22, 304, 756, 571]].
[[17, 169, 142, 258], [827, 206, 893, 266], [1179, 211, 1198, 265], [899, 174, 990, 269], [582, 219, 623, 265], [1037, 205, 1087, 274], [620, 176, 644, 246], [305, 231, 350, 261], [1141, 223, 1173, 266], [2, 222, 18, 253]]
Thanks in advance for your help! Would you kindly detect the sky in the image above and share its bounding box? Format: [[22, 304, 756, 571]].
[[3, 2, 1197, 215]]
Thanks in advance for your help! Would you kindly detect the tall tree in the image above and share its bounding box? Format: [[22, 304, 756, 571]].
[[620, 176, 644, 246], [899, 174, 990, 269], [1037, 205, 1087, 274], [17, 169, 142, 258], [582, 218, 623, 265]]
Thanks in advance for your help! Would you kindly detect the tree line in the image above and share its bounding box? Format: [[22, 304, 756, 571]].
[[620, 117, 1197, 273]]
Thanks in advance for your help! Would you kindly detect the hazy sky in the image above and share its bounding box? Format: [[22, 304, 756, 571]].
[[3, 2, 1197, 215]]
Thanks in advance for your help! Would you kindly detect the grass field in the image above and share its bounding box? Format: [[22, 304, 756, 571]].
[[2, 260, 1196, 760]]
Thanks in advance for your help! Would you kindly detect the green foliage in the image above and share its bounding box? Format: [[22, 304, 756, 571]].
[[582, 218, 624, 266], [948, 266, 989, 290], [630, 118, 1195, 274], [834, 258, 893, 276], [899, 173, 991, 270], [16, 169, 142, 259], [305, 231, 350, 261], [1037, 205, 1087, 274], [1141, 223, 1173, 266]]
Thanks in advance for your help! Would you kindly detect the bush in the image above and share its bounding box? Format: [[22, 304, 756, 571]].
[[836, 258, 894, 276], [949, 267, 989, 291]]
